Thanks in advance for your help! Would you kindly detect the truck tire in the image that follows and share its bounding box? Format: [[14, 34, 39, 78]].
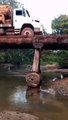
[[21, 27, 34, 36]]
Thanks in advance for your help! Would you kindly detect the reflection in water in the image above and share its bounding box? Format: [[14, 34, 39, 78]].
[[26, 87, 55, 104], [8, 83, 68, 120], [9, 86, 27, 104], [26, 87, 41, 104]]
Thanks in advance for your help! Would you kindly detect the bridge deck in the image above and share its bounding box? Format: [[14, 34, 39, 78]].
[[0, 34, 68, 49]]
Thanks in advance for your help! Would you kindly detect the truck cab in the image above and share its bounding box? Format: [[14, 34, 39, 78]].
[[13, 7, 43, 36]]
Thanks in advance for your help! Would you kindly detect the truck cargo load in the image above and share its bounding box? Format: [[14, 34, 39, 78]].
[[0, 5, 12, 24]]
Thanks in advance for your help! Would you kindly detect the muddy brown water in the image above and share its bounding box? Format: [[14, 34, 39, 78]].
[[0, 66, 68, 120]]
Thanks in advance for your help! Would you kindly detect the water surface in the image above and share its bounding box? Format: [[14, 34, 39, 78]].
[[0, 68, 68, 120]]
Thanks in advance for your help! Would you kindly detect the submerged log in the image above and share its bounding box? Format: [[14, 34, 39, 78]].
[[26, 72, 41, 87]]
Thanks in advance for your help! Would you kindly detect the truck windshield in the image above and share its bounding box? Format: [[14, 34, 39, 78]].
[[26, 9, 30, 17]]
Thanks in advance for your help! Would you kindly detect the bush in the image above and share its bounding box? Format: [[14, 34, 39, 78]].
[[57, 50, 68, 68], [40, 50, 58, 64]]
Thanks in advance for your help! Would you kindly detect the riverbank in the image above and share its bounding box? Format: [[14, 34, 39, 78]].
[[0, 111, 39, 120], [0, 63, 68, 75], [51, 77, 68, 97]]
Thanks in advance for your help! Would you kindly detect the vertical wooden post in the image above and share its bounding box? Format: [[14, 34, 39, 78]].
[[32, 49, 41, 73], [26, 49, 41, 87]]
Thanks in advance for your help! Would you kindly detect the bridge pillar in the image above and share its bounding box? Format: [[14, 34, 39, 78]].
[[25, 38, 44, 87], [26, 48, 41, 87], [32, 49, 41, 73]]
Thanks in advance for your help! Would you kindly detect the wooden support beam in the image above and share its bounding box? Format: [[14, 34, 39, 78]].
[[32, 49, 41, 73], [0, 35, 68, 45], [26, 49, 41, 87]]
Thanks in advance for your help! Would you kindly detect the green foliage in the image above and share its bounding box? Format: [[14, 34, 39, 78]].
[[0, 49, 34, 65], [51, 15, 68, 68], [0, 50, 5, 63], [57, 50, 68, 68], [40, 50, 68, 68], [0, 49, 68, 68], [40, 50, 58, 64], [0, 49, 59, 65], [0, 0, 18, 7], [51, 15, 68, 34]]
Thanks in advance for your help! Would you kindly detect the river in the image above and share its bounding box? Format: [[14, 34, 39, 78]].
[[0, 64, 68, 120]]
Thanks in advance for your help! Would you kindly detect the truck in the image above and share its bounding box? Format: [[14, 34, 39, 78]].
[[0, 5, 43, 36]]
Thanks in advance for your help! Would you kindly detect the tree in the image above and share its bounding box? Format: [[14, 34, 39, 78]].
[[51, 15, 68, 68], [51, 15, 68, 34], [3, 49, 34, 65], [0, 0, 18, 7]]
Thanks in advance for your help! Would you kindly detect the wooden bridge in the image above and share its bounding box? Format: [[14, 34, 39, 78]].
[[0, 34, 68, 49], [0, 34, 68, 87]]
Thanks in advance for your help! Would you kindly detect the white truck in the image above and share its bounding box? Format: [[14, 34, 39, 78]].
[[0, 5, 43, 36]]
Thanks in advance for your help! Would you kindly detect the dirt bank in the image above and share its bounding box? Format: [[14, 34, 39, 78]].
[[51, 77, 68, 97], [41, 64, 68, 73], [0, 111, 39, 120]]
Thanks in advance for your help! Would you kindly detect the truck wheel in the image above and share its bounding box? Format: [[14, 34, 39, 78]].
[[21, 27, 34, 36]]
